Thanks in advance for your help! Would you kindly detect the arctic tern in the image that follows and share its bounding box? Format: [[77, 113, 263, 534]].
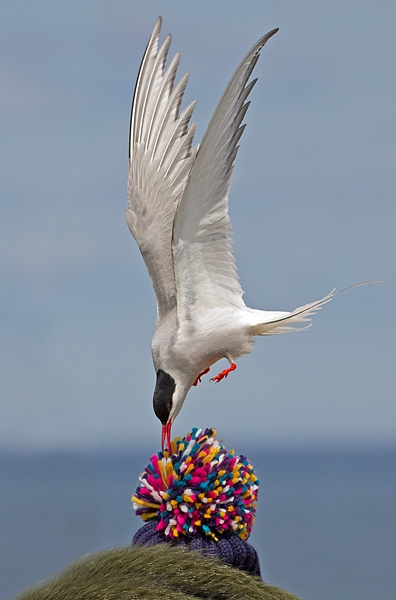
[[127, 18, 339, 451]]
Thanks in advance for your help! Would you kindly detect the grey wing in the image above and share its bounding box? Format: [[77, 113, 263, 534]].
[[172, 29, 278, 321], [127, 17, 198, 320]]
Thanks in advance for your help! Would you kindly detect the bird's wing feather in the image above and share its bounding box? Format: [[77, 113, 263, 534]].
[[172, 29, 278, 321], [127, 17, 198, 320]]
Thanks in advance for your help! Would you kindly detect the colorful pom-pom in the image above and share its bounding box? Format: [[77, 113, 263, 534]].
[[132, 428, 259, 541]]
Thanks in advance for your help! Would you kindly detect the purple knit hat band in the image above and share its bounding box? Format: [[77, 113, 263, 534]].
[[132, 520, 261, 577]]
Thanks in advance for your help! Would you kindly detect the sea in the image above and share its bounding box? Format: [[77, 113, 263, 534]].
[[1, 444, 395, 600]]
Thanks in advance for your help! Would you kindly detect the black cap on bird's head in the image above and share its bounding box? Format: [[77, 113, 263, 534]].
[[153, 369, 175, 452]]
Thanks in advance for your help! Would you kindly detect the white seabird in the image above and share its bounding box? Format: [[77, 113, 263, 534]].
[[127, 18, 336, 451]]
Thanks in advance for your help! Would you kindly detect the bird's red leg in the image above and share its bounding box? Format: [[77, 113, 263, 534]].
[[193, 367, 210, 386], [210, 362, 237, 383]]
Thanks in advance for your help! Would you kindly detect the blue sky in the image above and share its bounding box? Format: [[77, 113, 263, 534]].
[[1, 1, 395, 451]]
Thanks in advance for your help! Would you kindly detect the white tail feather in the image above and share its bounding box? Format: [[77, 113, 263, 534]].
[[249, 281, 380, 336]]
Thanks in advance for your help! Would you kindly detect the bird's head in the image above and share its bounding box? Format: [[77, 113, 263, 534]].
[[153, 368, 190, 453]]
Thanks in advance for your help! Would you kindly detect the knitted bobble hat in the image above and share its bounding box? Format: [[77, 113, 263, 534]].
[[131, 428, 261, 577]]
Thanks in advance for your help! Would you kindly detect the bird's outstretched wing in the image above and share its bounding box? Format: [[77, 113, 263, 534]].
[[127, 17, 198, 320], [172, 29, 278, 321]]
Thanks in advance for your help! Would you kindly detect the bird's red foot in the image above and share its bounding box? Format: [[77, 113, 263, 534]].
[[193, 367, 210, 386], [210, 362, 236, 383]]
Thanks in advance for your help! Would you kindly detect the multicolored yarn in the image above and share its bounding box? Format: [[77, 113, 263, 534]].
[[132, 428, 259, 541]]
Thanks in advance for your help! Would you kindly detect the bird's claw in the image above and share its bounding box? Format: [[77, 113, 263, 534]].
[[193, 367, 210, 386], [210, 362, 236, 383]]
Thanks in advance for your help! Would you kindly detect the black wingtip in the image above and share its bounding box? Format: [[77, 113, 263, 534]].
[[129, 17, 165, 160], [261, 27, 279, 44], [252, 27, 279, 58]]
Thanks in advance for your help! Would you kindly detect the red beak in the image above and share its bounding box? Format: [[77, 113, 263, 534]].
[[161, 421, 172, 454]]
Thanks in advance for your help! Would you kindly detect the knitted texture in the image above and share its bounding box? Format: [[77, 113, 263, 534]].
[[132, 428, 261, 576], [132, 520, 261, 576]]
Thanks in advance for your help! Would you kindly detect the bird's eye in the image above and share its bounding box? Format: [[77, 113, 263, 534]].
[[153, 369, 176, 425]]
